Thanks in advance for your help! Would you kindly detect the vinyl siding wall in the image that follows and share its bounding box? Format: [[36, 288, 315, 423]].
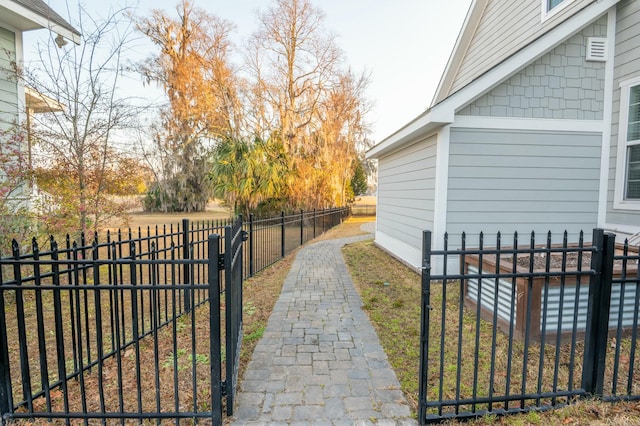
[[447, 128, 601, 244], [0, 26, 17, 130], [375, 134, 438, 267], [450, 0, 595, 96], [607, 0, 640, 227], [457, 17, 607, 119]]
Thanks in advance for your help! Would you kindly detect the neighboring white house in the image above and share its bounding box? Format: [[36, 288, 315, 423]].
[[0, 0, 80, 209], [366, 0, 640, 271]]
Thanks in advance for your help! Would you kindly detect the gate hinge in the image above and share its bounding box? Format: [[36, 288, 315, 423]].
[[218, 254, 226, 270], [221, 380, 228, 396]]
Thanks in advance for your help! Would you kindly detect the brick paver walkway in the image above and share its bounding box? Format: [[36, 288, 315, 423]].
[[231, 228, 416, 425]]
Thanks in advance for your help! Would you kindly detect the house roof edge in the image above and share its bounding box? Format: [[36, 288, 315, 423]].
[[368, 0, 621, 159]]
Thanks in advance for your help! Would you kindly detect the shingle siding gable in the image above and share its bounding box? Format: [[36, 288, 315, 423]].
[[457, 16, 607, 119], [445, 0, 596, 101]]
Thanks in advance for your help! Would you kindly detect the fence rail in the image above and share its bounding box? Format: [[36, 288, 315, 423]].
[[0, 206, 348, 423], [419, 228, 640, 424]]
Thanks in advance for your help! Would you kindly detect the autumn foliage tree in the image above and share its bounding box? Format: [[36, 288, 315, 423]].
[[136, 0, 371, 215], [244, 0, 371, 210], [35, 152, 148, 234], [135, 0, 242, 212]]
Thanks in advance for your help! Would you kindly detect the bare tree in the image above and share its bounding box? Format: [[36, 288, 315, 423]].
[[21, 4, 142, 236], [135, 0, 242, 212], [314, 70, 372, 206], [247, 0, 342, 153], [245, 0, 371, 209]]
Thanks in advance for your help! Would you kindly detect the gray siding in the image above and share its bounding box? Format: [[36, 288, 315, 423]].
[[376, 134, 438, 251], [469, 266, 638, 334], [457, 17, 607, 119], [607, 0, 640, 227], [447, 128, 601, 242], [0, 26, 17, 130], [450, 0, 595, 96]]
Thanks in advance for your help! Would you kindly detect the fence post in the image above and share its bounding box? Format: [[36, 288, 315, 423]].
[[582, 228, 615, 397], [182, 218, 191, 313], [249, 214, 255, 277], [207, 234, 223, 424], [313, 209, 316, 239], [0, 257, 11, 418], [281, 211, 285, 258], [300, 209, 304, 246], [418, 230, 432, 424]]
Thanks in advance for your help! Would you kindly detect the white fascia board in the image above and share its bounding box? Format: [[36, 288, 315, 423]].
[[613, 75, 640, 211], [432, 0, 487, 106], [441, 0, 620, 117], [453, 115, 604, 132], [0, 0, 81, 44], [365, 107, 453, 159], [25, 86, 64, 113]]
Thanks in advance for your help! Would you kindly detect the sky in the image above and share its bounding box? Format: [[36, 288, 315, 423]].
[[25, 0, 472, 144]]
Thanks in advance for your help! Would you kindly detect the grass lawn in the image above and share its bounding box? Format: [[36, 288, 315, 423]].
[[103, 200, 233, 232]]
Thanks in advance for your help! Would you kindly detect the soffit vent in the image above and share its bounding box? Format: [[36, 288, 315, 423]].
[[586, 37, 607, 62]]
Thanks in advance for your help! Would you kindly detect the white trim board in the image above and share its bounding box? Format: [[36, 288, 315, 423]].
[[432, 126, 449, 251], [541, 0, 577, 23], [433, 0, 487, 105], [453, 116, 604, 132], [374, 231, 422, 273], [0, 0, 80, 44], [597, 7, 617, 227], [613, 75, 640, 211]]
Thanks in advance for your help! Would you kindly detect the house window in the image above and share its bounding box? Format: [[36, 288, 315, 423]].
[[542, 0, 574, 20], [615, 80, 640, 209], [547, 0, 565, 10], [625, 86, 640, 199]]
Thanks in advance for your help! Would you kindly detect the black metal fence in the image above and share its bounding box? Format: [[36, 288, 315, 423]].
[[419, 228, 640, 424], [244, 207, 349, 277], [0, 207, 348, 423]]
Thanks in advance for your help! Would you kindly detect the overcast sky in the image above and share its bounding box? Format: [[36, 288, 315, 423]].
[[26, 0, 472, 143]]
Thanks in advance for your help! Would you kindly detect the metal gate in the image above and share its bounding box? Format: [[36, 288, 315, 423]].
[[208, 217, 245, 423], [217, 216, 245, 417], [419, 228, 640, 423]]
